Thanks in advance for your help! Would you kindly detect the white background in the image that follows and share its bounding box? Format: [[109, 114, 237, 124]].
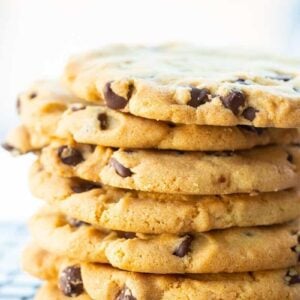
[[1, 0, 300, 221]]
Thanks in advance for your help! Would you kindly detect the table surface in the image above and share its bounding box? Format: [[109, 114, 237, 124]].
[[0, 223, 40, 299]]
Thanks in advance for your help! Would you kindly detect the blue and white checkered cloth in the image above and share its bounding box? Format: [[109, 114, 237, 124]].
[[0, 223, 39, 299]]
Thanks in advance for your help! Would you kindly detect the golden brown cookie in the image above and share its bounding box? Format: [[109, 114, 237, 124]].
[[64, 44, 300, 128], [40, 143, 300, 195], [29, 207, 300, 274], [24, 244, 300, 300], [12, 80, 300, 152], [29, 160, 300, 234]]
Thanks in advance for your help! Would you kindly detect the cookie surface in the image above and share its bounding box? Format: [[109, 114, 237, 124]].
[[64, 44, 300, 128], [14, 80, 300, 152], [40, 143, 300, 194], [24, 245, 300, 300], [30, 160, 300, 234], [29, 207, 300, 274]]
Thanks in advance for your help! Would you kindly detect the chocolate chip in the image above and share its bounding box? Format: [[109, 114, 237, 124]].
[[116, 286, 136, 300], [221, 91, 245, 115], [59, 265, 84, 297], [248, 271, 255, 280], [176, 151, 185, 155], [187, 88, 210, 108], [110, 158, 133, 177], [124, 232, 136, 239], [71, 179, 100, 193], [1, 143, 16, 153], [289, 275, 300, 285], [67, 217, 88, 228], [173, 234, 193, 257], [268, 74, 293, 82], [98, 113, 108, 130], [235, 78, 250, 85], [285, 269, 300, 285], [124, 149, 134, 154], [127, 83, 134, 100], [104, 82, 128, 109], [117, 231, 136, 239], [242, 107, 258, 121], [1, 143, 22, 155], [29, 92, 37, 99], [291, 245, 300, 254], [244, 231, 254, 237], [57, 146, 84, 166], [237, 125, 264, 135], [16, 98, 21, 114], [287, 153, 294, 163], [218, 175, 226, 183], [167, 122, 176, 128]]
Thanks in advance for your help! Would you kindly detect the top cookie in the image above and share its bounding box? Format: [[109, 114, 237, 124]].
[[64, 44, 300, 128]]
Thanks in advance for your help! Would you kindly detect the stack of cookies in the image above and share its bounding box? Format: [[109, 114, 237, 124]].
[[5, 45, 300, 299]]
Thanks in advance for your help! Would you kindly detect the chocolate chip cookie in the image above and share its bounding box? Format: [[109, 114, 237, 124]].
[[30, 160, 300, 234], [24, 244, 300, 300], [29, 207, 300, 274], [13, 80, 300, 152], [64, 44, 300, 128], [40, 143, 300, 194]]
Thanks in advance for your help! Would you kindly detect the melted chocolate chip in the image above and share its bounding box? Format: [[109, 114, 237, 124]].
[[248, 272, 255, 280], [187, 88, 210, 108], [167, 122, 176, 128], [218, 175, 226, 183], [242, 107, 258, 121], [124, 149, 134, 154], [127, 83, 134, 100], [176, 151, 185, 155], [29, 92, 37, 99], [221, 91, 245, 115], [237, 125, 264, 135], [71, 179, 100, 193], [1, 143, 16, 153], [16, 98, 21, 114], [110, 158, 133, 177], [57, 146, 84, 166], [285, 269, 300, 285], [173, 234, 193, 257], [98, 113, 108, 130], [116, 286, 136, 300], [244, 231, 254, 237], [67, 217, 88, 228], [104, 82, 128, 109], [287, 153, 294, 163], [117, 231, 136, 239], [59, 265, 84, 297], [1, 143, 22, 155], [289, 275, 300, 285], [268, 74, 293, 82]]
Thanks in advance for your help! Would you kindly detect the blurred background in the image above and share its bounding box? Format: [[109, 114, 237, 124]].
[[1, 0, 300, 220]]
